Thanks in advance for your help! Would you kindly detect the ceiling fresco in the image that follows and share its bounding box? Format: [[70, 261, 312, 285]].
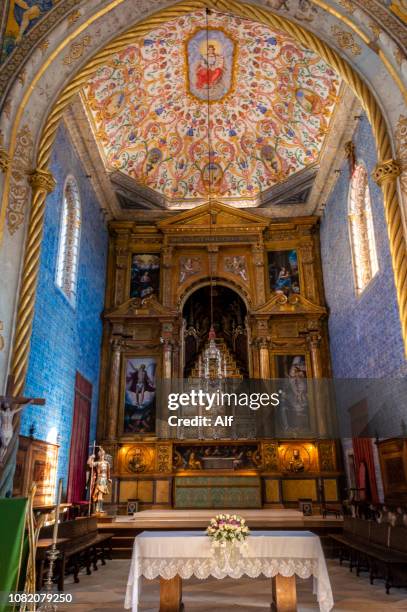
[[82, 9, 341, 206]]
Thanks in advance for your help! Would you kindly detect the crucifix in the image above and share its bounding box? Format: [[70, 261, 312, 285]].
[[0, 375, 45, 465]]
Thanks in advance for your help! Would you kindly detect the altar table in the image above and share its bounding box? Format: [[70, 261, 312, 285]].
[[124, 531, 334, 612]]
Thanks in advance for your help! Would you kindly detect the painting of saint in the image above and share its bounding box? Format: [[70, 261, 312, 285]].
[[187, 29, 235, 102], [124, 357, 156, 434], [130, 254, 160, 299], [268, 250, 300, 296], [276, 355, 309, 433], [2, 0, 54, 59]]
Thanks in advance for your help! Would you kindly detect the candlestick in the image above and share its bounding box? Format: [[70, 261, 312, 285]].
[[52, 478, 62, 545]]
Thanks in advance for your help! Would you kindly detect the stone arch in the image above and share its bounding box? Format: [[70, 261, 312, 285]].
[[178, 277, 253, 312]]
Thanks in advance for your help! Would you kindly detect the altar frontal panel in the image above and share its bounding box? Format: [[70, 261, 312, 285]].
[[174, 475, 261, 508]]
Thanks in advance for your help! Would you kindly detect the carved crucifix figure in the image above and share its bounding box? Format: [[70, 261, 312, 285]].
[[0, 375, 45, 465]]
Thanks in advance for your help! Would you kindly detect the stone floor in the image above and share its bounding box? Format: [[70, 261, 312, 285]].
[[58, 558, 407, 611]]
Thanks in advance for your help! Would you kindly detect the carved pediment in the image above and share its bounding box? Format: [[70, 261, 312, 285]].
[[157, 201, 268, 233], [105, 295, 177, 319], [253, 293, 327, 316]]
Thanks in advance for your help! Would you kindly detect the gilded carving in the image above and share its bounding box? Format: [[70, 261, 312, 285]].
[[318, 442, 336, 471], [157, 444, 172, 472], [7, 125, 34, 235], [0, 148, 10, 173], [337, 0, 356, 12], [372, 159, 401, 185], [262, 443, 279, 471], [63, 35, 92, 65], [28, 169, 56, 193], [331, 25, 362, 56], [67, 9, 81, 25], [124, 446, 155, 473], [395, 115, 407, 194], [38, 39, 50, 54]]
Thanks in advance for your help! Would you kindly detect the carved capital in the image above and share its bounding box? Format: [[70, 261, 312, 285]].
[[254, 336, 272, 349], [0, 147, 10, 172], [307, 331, 322, 349], [111, 337, 124, 353], [372, 159, 401, 186], [28, 168, 56, 193]]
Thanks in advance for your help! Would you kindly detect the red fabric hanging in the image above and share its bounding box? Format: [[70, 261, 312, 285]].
[[67, 373, 92, 503], [352, 437, 379, 503]]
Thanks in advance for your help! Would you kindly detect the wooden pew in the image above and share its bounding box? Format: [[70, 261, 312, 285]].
[[36, 516, 113, 590]]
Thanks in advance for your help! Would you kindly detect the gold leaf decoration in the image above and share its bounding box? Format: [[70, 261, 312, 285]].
[[331, 25, 362, 56]]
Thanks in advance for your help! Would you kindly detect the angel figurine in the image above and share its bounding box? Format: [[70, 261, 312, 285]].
[[87, 446, 112, 514]]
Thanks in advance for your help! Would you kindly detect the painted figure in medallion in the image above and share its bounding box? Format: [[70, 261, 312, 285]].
[[187, 29, 235, 102]]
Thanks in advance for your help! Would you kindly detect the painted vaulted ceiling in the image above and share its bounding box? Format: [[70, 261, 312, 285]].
[[82, 9, 341, 208]]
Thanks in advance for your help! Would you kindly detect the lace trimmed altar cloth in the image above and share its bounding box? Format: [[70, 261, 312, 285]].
[[124, 530, 334, 611]]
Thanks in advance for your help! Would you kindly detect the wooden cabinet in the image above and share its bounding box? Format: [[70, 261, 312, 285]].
[[13, 435, 59, 505]]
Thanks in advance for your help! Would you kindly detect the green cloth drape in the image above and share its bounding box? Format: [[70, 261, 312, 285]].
[[0, 498, 28, 612]]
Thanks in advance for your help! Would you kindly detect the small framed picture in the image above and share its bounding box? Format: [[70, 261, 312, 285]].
[[299, 498, 313, 516], [127, 499, 139, 515]]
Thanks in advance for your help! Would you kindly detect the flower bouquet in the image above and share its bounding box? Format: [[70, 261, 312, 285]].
[[207, 513, 249, 545]]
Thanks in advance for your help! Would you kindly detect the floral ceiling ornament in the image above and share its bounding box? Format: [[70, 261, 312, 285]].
[[82, 10, 340, 206], [331, 25, 362, 56], [63, 35, 92, 66]]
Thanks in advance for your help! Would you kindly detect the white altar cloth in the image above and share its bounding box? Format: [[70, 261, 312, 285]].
[[124, 530, 334, 612]]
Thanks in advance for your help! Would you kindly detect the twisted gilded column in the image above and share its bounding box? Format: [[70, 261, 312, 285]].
[[10, 169, 56, 395], [372, 160, 407, 355]]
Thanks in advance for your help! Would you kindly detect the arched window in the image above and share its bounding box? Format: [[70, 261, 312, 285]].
[[56, 176, 81, 303], [348, 163, 378, 295]]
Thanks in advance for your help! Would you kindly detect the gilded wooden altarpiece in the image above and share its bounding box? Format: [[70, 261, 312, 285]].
[[97, 202, 340, 509]]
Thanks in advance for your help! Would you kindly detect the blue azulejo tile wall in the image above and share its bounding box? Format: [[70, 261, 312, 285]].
[[320, 114, 406, 379], [21, 123, 108, 496]]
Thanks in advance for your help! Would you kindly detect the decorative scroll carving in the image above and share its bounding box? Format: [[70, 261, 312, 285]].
[[262, 443, 279, 471], [331, 25, 362, 56], [372, 159, 401, 185], [7, 126, 34, 235], [157, 444, 172, 472], [318, 442, 336, 472], [0, 148, 10, 172]]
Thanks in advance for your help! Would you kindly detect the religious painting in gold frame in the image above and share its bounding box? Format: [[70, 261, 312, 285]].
[[273, 353, 311, 435], [130, 253, 160, 300], [267, 249, 300, 296], [120, 354, 160, 437]]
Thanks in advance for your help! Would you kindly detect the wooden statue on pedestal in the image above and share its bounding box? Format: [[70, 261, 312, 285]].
[[87, 446, 112, 514]]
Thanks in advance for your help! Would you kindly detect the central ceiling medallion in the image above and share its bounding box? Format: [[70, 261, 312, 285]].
[[186, 28, 236, 102]]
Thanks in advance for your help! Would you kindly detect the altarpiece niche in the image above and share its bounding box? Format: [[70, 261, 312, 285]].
[[97, 202, 341, 510]]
